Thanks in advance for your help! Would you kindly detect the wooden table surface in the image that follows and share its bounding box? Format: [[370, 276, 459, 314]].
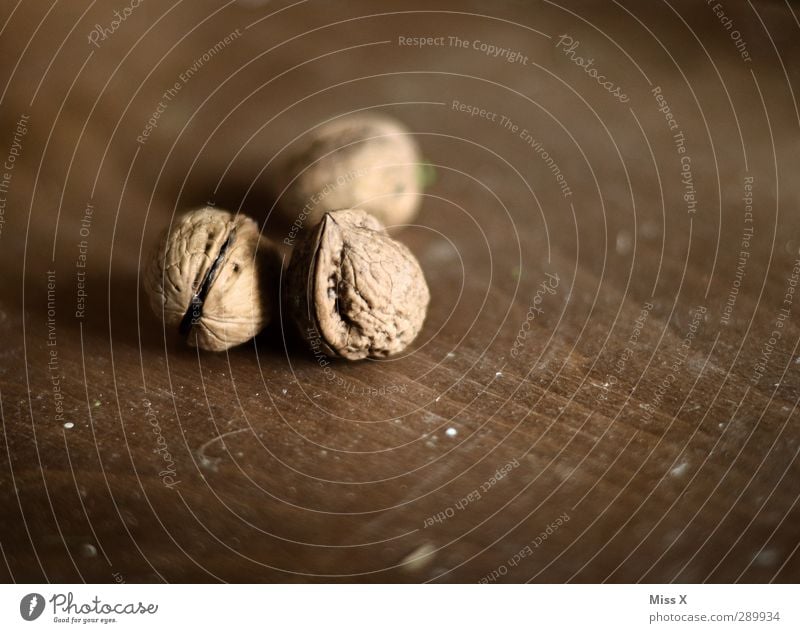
[[1, 0, 799, 583]]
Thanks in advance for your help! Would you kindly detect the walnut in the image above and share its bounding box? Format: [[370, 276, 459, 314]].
[[285, 209, 429, 360], [280, 113, 423, 231], [144, 207, 280, 351]]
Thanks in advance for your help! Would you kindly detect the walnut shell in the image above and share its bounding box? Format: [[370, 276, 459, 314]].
[[285, 209, 430, 360], [145, 207, 279, 351], [280, 113, 422, 231]]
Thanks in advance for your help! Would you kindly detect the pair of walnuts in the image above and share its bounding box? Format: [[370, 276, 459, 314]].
[[144, 113, 430, 360]]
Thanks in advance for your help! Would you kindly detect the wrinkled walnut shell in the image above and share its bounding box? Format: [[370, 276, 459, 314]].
[[145, 207, 280, 351], [280, 113, 423, 230], [285, 209, 430, 360]]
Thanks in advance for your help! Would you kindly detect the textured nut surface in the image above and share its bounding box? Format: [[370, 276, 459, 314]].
[[281, 113, 422, 229], [286, 209, 430, 360], [145, 207, 279, 351]]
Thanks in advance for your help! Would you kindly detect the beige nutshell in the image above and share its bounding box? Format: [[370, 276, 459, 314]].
[[145, 207, 280, 351], [280, 112, 422, 230], [286, 209, 430, 360]]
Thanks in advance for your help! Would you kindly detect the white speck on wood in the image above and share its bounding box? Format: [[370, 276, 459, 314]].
[[80, 543, 97, 558], [670, 462, 689, 477], [616, 230, 632, 255], [754, 549, 778, 567], [400, 543, 436, 572], [196, 427, 249, 470]]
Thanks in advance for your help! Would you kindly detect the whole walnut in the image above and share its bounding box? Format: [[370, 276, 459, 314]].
[[285, 209, 429, 360], [280, 113, 423, 231], [145, 207, 280, 351]]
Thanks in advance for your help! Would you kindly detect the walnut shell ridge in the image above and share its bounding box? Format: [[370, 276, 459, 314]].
[[280, 113, 422, 230], [144, 207, 279, 351], [286, 209, 430, 360]]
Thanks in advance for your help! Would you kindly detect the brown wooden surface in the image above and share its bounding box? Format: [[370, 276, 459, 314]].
[[1, 0, 799, 583]]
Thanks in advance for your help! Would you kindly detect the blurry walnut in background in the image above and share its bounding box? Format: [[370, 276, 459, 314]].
[[285, 208, 430, 360], [279, 113, 424, 230], [145, 207, 281, 351]]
